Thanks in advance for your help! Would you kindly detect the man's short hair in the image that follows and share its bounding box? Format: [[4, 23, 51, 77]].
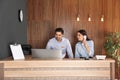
[[55, 28, 64, 34]]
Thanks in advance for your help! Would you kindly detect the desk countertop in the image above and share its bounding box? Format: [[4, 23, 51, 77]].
[[1, 55, 115, 63]]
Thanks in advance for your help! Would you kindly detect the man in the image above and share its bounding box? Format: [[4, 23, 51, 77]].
[[46, 28, 73, 58]]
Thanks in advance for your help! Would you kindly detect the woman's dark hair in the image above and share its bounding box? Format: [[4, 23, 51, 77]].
[[78, 29, 91, 41], [55, 28, 64, 34]]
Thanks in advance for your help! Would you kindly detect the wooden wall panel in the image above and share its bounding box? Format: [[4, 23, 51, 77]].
[[27, 21, 51, 48], [104, 0, 120, 78], [27, 0, 105, 54], [27, 0, 120, 78], [27, 0, 120, 53]]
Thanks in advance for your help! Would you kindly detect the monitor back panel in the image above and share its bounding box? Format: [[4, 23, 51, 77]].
[[31, 49, 62, 59]]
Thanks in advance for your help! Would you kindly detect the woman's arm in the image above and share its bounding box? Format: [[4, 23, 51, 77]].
[[83, 40, 94, 57], [75, 44, 80, 58]]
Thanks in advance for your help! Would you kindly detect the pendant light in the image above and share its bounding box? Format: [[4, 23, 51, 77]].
[[101, 0, 104, 22], [76, 0, 80, 21], [88, 14, 91, 22]]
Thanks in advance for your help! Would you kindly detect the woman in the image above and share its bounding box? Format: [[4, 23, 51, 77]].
[[75, 30, 94, 59]]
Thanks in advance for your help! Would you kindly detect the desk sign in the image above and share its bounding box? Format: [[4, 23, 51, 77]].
[[10, 44, 25, 60]]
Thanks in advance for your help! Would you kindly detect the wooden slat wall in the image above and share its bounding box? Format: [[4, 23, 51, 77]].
[[27, 0, 120, 78], [104, 1, 120, 78], [28, 21, 51, 48], [27, 0, 120, 53], [27, 0, 105, 53]]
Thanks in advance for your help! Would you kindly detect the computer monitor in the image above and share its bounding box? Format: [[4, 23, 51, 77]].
[[31, 49, 62, 60]]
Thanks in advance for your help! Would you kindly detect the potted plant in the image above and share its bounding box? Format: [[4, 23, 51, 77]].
[[104, 32, 120, 80]]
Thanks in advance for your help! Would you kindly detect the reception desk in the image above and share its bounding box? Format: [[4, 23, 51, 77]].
[[0, 63, 4, 80], [0, 56, 115, 80]]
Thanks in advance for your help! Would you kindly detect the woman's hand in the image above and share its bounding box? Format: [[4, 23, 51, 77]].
[[82, 37, 90, 54]]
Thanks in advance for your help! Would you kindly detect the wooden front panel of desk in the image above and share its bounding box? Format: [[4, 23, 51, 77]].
[[1, 58, 115, 80], [0, 63, 4, 80]]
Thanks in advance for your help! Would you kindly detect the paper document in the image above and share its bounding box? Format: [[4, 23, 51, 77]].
[[10, 44, 25, 60]]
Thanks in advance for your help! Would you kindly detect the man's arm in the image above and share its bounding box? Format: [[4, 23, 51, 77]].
[[46, 40, 52, 49], [66, 40, 73, 58]]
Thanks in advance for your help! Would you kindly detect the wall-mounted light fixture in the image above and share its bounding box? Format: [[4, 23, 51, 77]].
[[88, 14, 91, 22]]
